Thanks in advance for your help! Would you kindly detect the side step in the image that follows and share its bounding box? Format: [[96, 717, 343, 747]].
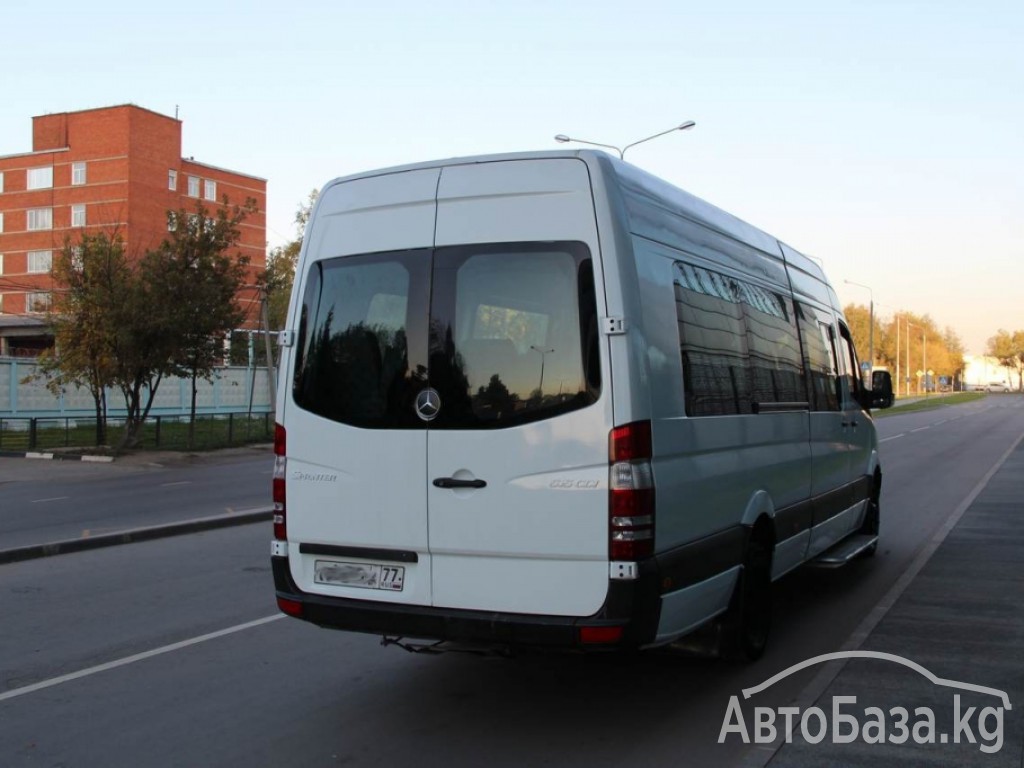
[[811, 534, 878, 567]]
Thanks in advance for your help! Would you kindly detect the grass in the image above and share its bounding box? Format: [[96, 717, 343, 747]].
[[875, 391, 987, 417]]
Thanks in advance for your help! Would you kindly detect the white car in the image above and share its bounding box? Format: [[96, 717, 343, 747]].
[[987, 382, 1011, 393]]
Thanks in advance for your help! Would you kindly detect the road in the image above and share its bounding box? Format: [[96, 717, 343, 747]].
[[0, 445, 272, 549], [1, 396, 1022, 767]]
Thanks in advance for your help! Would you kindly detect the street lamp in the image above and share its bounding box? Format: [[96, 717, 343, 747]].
[[554, 121, 696, 160], [907, 322, 918, 396], [844, 279, 874, 377], [907, 323, 928, 396]]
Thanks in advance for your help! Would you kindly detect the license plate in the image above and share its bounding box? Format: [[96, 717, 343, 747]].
[[314, 560, 405, 592]]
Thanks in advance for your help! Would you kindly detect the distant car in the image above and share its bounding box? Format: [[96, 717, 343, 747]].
[[986, 382, 1011, 393]]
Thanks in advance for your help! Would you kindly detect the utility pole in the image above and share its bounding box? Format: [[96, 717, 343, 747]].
[[261, 290, 277, 411]]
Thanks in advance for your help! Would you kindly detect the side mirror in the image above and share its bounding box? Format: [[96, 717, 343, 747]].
[[870, 370, 894, 409]]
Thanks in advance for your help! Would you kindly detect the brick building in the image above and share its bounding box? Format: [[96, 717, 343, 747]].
[[0, 104, 266, 356]]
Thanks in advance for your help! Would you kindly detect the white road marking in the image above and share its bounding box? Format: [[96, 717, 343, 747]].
[[30, 496, 70, 504], [911, 426, 931, 433], [879, 434, 905, 443], [0, 614, 284, 703], [159, 481, 192, 487]]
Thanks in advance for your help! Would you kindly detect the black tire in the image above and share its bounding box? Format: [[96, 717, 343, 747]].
[[858, 476, 881, 557], [718, 540, 772, 662]]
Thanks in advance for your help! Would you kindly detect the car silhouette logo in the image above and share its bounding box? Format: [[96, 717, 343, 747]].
[[415, 389, 441, 421]]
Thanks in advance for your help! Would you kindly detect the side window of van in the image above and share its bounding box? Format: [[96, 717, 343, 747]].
[[736, 281, 806, 406], [673, 262, 750, 416], [837, 322, 862, 404], [673, 262, 805, 416], [795, 303, 841, 412]]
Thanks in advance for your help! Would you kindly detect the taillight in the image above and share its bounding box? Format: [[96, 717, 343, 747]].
[[579, 625, 625, 645], [277, 596, 303, 618], [273, 422, 287, 541], [609, 420, 654, 560]]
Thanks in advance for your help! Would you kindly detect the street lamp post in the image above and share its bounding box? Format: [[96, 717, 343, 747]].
[[922, 331, 928, 396], [893, 313, 901, 398], [907, 322, 918, 396], [554, 121, 696, 159], [844, 279, 874, 378]]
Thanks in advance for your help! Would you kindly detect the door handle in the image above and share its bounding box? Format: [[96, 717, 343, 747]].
[[433, 477, 487, 489]]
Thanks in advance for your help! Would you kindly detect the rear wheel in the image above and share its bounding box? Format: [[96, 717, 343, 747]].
[[718, 539, 772, 661]]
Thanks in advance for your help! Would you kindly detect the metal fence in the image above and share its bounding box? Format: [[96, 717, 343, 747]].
[[0, 412, 274, 453], [0, 358, 274, 418]]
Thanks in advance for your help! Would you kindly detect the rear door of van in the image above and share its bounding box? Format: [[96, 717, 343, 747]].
[[426, 159, 613, 616], [284, 169, 439, 607]]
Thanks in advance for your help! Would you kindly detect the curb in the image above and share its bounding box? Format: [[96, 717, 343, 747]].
[[0, 508, 272, 565], [0, 450, 114, 462]]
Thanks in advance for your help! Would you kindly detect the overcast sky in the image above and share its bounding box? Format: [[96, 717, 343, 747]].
[[2, 0, 1020, 354]]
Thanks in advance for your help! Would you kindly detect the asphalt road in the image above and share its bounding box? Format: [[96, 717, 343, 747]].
[[0, 445, 273, 549], [1, 395, 1022, 767]]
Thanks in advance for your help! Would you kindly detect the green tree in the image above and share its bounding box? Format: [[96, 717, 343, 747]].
[[156, 198, 254, 448], [36, 232, 131, 445], [108, 260, 179, 450], [261, 189, 318, 332]]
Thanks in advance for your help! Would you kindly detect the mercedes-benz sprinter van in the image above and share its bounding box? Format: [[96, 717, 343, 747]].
[[270, 151, 893, 659]]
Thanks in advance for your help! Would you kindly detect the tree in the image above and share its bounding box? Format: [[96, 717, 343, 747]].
[[261, 189, 318, 332], [987, 329, 1024, 390], [846, 306, 965, 393], [35, 232, 131, 445], [843, 304, 882, 367], [156, 198, 254, 447]]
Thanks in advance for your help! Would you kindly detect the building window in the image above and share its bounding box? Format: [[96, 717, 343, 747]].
[[71, 247, 84, 271], [28, 250, 53, 274], [27, 166, 54, 190], [71, 204, 86, 227], [72, 162, 87, 186], [27, 208, 53, 231], [0, 171, 4, 193], [0, 253, 4, 275], [169, 169, 178, 191], [27, 292, 52, 313], [0, 212, 3, 233], [188, 176, 200, 197], [204, 179, 217, 201]]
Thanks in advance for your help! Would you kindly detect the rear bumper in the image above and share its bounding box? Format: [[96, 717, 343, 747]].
[[271, 554, 661, 650]]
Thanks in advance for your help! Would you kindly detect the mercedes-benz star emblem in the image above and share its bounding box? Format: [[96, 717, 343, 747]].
[[415, 388, 441, 421]]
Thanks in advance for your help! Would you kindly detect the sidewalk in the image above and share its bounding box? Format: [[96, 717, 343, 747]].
[[754, 435, 1024, 766]]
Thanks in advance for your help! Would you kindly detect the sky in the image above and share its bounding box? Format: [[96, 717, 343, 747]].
[[2, 0, 1020, 354]]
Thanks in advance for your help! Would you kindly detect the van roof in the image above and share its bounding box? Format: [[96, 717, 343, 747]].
[[320, 149, 829, 290]]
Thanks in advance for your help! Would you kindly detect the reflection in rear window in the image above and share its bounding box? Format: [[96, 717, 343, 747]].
[[428, 242, 601, 429], [291, 243, 600, 430], [292, 250, 429, 428]]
